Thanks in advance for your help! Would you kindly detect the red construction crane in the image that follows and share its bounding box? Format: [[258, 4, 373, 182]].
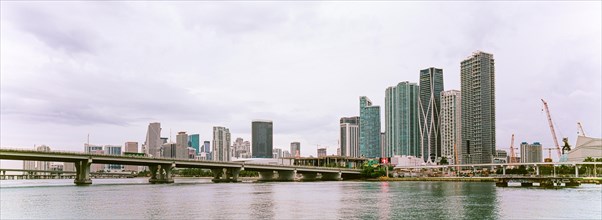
[[509, 134, 518, 163], [541, 99, 561, 158]]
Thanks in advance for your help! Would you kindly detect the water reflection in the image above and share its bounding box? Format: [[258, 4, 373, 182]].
[[250, 183, 275, 219]]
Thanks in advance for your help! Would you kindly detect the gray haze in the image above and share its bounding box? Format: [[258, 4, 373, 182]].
[[1, 2, 600, 165]]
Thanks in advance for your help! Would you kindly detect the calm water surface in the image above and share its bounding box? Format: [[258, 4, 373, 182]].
[[1, 178, 600, 219]]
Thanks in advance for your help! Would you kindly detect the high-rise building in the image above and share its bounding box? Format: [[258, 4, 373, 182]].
[[384, 82, 421, 158], [232, 138, 251, 158], [123, 142, 139, 172], [188, 134, 200, 156], [440, 90, 462, 165], [213, 126, 231, 161], [380, 132, 386, 157], [273, 148, 283, 158], [23, 145, 51, 172], [203, 141, 211, 160], [143, 122, 162, 158], [283, 150, 291, 158], [340, 117, 360, 157], [420, 67, 444, 162], [104, 145, 122, 171], [461, 51, 496, 164], [317, 148, 327, 157], [520, 142, 542, 163], [290, 142, 301, 158], [252, 120, 273, 158], [360, 96, 381, 158], [176, 132, 189, 159], [162, 142, 177, 159]]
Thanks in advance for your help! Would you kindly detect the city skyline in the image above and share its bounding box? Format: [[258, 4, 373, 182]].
[[1, 2, 601, 167]]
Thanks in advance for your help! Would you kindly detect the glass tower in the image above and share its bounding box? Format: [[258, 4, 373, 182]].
[[419, 67, 444, 163], [252, 120, 273, 158], [359, 96, 381, 158], [385, 82, 421, 158], [461, 51, 496, 164], [188, 134, 200, 155]]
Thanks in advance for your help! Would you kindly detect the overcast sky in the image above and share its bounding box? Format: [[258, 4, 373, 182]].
[[1, 2, 601, 166]]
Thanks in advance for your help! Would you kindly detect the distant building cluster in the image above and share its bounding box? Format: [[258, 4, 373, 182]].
[[341, 51, 497, 165]]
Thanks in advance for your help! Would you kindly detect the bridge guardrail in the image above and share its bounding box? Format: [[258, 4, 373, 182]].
[[0, 148, 362, 171]]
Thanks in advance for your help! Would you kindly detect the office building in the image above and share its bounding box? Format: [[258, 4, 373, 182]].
[[461, 51, 496, 164], [123, 142, 139, 172], [252, 120, 273, 158], [317, 148, 327, 157], [213, 126, 231, 161], [176, 131, 189, 159], [380, 132, 386, 157], [290, 142, 301, 158], [188, 134, 200, 156], [203, 141, 211, 160], [143, 122, 162, 158], [162, 142, 177, 159], [104, 145, 122, 171], [440, 90, 461, 165], [188, 147, 197, 159], [340, 116, 360, 157], [23, 145, 51, 172], [520, 142, 542, 163], [384, 82, 421, 158], [420, 67, 444, 162], [360, 96, 381, 158], [283, 150, 291, 158], [232, 137, 251, 158], [273, 148, 283, 158]]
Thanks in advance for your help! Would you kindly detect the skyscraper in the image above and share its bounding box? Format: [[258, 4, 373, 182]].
[[461, 51, 496, 164], [340, 116, 360, 157], [232, 137, 251, 158], [188, 134, 200, 156], [420, 67, 444, 163], [213, 126, 231, 161], [440, 90, 461, 165], [290, 142, 301, 158], [144, 122, 162, 158], [176, 131, 189, 159], [252, 120, 273, 158], [359, 96, 381, 158], [385, 82, 421, 158]]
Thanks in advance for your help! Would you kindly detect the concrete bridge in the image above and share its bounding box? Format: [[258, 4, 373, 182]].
[[0, 168, 135, 180], [0, 149, 362, 185]]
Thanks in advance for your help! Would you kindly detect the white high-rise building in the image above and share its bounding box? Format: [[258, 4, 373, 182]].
[[440, 90, 461, 165], [340, 117, 360, 157], [143, 122, 162, 157], [213, 126, 231, 162]]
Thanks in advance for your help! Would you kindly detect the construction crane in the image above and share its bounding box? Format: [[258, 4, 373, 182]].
[[577, 122, 586, 136], [541, 99, 562, 158], [509, 134, 518, 163]]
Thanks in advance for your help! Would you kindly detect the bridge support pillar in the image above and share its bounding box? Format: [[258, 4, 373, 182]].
[[277, 171, 295, 181], [301, 172, 317, 181], [74, 159, 92, 185], [149, 164, 174, 184], [258, 171, 275, 181], [575, 165, 579, 177], [502, 166, 506, 175], [321, 172, 342, 181], [211, 168, 224, 182], [536, 165, 540, 176], [227, 168, 241, 182]]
